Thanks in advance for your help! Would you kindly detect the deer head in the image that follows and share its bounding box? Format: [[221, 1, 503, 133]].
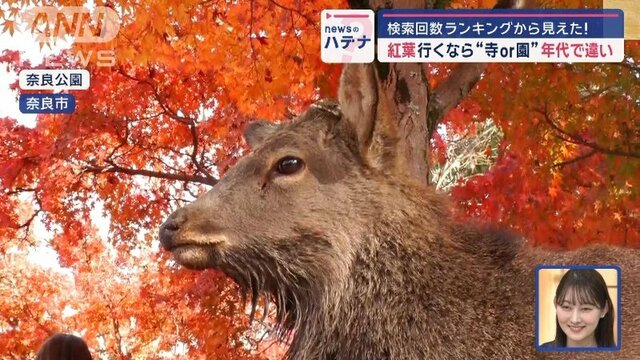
[[158, 64, 422, 329]]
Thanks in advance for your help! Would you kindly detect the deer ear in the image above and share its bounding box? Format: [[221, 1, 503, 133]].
[[338, 64, 377, 154], [338, 63, 399, 170], [245, 121, 279, 148]]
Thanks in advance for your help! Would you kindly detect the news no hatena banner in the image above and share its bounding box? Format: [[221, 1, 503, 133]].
[[320, 9, 625, 63], [378, 9, 624, 63]]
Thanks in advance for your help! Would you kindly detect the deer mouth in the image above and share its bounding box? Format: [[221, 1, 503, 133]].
[[168, 245, 215, 270], [168, 235, 228, 269], [167, 233, 228, 250]]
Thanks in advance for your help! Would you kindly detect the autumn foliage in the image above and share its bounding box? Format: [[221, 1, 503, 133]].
[[0, 0, 639, 358]]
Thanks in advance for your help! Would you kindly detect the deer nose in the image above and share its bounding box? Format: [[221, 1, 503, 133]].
[[159, 208, 188, 250]]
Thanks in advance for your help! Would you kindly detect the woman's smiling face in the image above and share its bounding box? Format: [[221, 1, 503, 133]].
[[556, 287, 608, 347]]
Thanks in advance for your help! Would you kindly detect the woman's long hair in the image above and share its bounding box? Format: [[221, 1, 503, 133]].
[[36, 333, 92, 360], [552, 269, 616, 347]]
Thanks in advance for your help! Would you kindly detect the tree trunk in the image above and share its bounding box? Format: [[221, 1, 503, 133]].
[[347, 0, 529, 185]]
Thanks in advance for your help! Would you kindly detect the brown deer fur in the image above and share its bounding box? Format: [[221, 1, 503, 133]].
[[159, 64, 639, 360]]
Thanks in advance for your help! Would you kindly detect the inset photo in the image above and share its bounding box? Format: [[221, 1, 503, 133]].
[[536, 266, 621, 351]]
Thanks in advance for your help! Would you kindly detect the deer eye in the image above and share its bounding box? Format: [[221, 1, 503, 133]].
[[276, 156, 304, 175]]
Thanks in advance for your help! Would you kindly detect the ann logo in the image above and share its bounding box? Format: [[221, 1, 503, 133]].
[[24, 6, 120, 44]]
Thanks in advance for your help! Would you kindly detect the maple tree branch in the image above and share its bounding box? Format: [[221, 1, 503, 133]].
[[249, 0, 258, 63], [152, 89, 195, 124], [187, 114, 218, 184], [6, 187, 36, 196], [427, 63, 486, 136], [183, 183, 202, 200], [111, 119, 212, 182], [247, 0, 270, 103], [149, 154, 183, 173], [83, 163, 218, 186], [107, 304, 129, 360], [108, 127, 130, 161], [199, 147, 210, 172], [269, 0, 315, 26], [551, 149, 597, 169], [159, 145, 189, 157], [291, 17, 309, 56], [537, 105, 640, 160], [169, 194, 194, 206], [116, 65, 194, 124], [115, 66, 217, 182], [19, 210, 40, 232], [13, 189, 42, 246], [426, 0, 528, 135], [140, 80, 216, 182], [112, 137, 182, 172], [21, 302, 53, 335]]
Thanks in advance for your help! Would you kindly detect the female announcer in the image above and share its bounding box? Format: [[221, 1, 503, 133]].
[[540, 269, 616, 348]]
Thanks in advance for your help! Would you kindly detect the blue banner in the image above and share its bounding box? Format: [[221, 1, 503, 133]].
[[19, 94, 76, 114], [377, 9, 624, 39]]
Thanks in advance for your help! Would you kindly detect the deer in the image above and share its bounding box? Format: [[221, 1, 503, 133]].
[[159, 61, 639, 360]]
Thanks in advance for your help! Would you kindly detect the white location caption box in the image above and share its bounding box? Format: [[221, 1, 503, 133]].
[[19, 69, 90, 91], [321, 9, 375, 63]]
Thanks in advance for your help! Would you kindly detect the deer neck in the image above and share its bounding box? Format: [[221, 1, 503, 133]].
[[286, 219, 484, 359]]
